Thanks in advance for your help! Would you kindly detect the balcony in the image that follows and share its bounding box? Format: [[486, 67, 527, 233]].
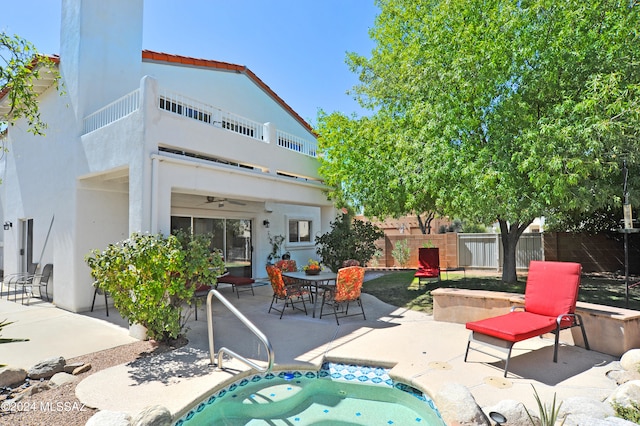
[[82, 87, 318, 158]]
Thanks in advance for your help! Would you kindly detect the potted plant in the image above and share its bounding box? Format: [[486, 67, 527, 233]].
[[267, 233, 285, 265], [303, 259, 321, 275]]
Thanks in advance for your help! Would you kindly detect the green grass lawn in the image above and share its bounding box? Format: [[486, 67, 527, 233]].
[[362, 270, 640, 314]]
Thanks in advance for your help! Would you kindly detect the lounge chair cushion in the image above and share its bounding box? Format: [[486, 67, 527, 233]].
[[217, 275, 255, 286], [466, 311, 558, 343], [524, 260, 581, 317]]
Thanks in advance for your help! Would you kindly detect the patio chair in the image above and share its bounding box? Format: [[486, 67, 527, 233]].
[[192, 282, 213, 321], [266, 265, 308, 319], [414, 247, 440, 286], [320, 265, 366, 325], [3, 262, 38, 302], [275, 259, 298, 284], [21, 263, 53, 304], [91, 282, 110, 317], [464, 260, 590, 377]]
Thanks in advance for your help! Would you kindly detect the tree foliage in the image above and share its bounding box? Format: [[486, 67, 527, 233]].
[[315, 213, 385, 272], [85, 232, 225, 342], [1, 32, 60, 135], [317, 0, 640, 282]]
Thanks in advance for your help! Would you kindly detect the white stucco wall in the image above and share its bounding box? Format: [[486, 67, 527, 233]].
[[140, 61, 315, 141]]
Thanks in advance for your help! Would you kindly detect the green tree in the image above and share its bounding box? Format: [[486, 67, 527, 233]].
[[317, 0, 640, 282], [315, 213, 384, 272], [1, 32, 60, 135]]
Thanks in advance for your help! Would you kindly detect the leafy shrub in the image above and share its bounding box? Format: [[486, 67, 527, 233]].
[[613, 401, 640, 423], [391, 240, 411, 267], [85, 232, 225, 342], [315, 213, 384, 272]]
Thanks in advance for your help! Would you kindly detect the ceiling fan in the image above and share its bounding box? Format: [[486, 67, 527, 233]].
[[205, 196, 246, 207]]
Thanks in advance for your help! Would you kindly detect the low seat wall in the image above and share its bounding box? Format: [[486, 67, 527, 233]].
[[432, 288, 640, 357]]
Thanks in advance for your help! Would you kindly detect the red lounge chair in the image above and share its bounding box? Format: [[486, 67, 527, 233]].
[[414, 247, 440, 286], [464, 260, 590, 377], [217, 274, 255, 298]]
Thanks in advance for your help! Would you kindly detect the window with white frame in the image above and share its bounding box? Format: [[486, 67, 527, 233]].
[[288, 218, 311, 243]]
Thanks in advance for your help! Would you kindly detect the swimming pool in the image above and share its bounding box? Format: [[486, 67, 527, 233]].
[[174, 362, 445, 425]]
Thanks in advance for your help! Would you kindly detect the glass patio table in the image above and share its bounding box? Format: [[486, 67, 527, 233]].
[[281, 270, 337, 318]]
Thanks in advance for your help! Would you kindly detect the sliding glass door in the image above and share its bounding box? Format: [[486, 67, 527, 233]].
[[171, 216, 253, 277]]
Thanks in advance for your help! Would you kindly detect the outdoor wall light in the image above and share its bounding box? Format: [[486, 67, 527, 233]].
[[3, 221, 12, 230], [263, 220, 270, 228]]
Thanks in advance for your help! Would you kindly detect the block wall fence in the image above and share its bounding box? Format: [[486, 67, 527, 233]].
[[373, 231, 640, 274]]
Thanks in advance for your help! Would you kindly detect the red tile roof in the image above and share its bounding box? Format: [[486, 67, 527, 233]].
[[141, 50, 314, 134], [0, 55, 60, 107]]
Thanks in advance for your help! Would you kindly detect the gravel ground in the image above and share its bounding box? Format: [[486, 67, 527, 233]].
[[0, 340, 163, 426]]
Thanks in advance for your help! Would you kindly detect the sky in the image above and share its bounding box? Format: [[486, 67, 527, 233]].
[[2, 0, 379, 126]]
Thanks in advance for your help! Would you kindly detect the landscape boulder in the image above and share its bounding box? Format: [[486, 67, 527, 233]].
[[49, 372, 79, 387], [132, 405, 172, 426], [434, 383, 489, 425], [27, 356, 66, 380], [620, 349, 640, 373], [606, 380, 640, 410], [484, 400, 534, 426], [0, 367, 27, 387]]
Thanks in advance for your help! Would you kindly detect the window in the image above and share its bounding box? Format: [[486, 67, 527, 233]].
[[289, 219, 311, 243]]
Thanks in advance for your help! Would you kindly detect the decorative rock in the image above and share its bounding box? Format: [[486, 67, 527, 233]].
[[132, 405, 172, 426], [434, 383, 489, 426], [0, 367, 27, 387], [73, 363, 92, 375], [49, 372, 79, 387], [484, 400, 534, 426], [64, 362, 85, 374], [620, 349, 640, 373], [28, 356, 66, 380], [604, 417, 640, 425], [560, 396, 614, 420], [606, 369, 640, 385], [24, 381, 50, 396], [85, 410, 132, 426], [563, 415, 618, 426], [607, 380, 640, 410]]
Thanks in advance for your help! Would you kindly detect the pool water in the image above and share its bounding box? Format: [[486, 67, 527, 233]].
[[175, 362, 445, 425]]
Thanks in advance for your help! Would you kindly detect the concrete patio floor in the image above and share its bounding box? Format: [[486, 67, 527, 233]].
[[0, 279, 620, 422]]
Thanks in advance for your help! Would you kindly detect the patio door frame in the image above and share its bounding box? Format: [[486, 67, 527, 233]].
[[20, 218, 34, 273]]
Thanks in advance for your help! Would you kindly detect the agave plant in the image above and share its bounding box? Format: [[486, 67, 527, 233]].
[[524, 385, 565, 426]]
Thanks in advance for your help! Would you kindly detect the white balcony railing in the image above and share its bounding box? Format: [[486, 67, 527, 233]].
[[82, 87, 318, 158], [158, 89, 265, 142], [82, 89, 141, 134], [276, 130, 317, 157]]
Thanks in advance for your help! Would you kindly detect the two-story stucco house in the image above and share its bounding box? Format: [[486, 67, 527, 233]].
[[0, 0, 335, 312]]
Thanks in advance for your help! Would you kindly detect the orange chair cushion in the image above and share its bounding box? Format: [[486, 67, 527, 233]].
[[466, 311, 558, 343]]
